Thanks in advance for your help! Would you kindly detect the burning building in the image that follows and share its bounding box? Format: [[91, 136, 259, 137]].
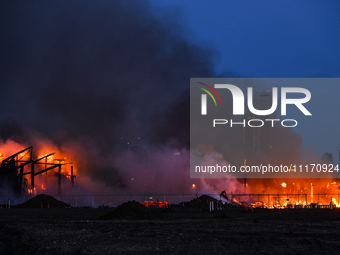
[[0, 145, 74, 197]]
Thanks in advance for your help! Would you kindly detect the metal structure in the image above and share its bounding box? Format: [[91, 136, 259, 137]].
[[0, 146, 74, 196]]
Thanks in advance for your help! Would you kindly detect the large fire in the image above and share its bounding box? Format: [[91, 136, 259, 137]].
[[231, 178, 340, 209], [0, 139, 77, 196], [1, 139, 340, 209]]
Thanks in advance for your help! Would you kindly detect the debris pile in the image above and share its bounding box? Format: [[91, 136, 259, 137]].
[[186, 195, 218, 210], [99, 200, 166, 220], [15, 194, 70, 208]]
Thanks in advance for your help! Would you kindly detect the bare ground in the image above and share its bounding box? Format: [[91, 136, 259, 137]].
[[1, 207, 340, 255]]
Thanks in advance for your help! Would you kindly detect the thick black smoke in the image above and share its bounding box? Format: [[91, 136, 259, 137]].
[[1, 2, 322, 197], [0, 1, 215, 150], [0, 0, 219, 190]]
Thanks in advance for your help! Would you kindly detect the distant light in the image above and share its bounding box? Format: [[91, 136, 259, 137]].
[[192, 184, 196, 188], [281, 182, 287, 188], [174, 152, 181, 156], [131, 178, 134, 181], [138, 137, 140, 139]]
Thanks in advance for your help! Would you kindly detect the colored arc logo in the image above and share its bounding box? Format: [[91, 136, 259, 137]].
[[196, 82, 222, 106]]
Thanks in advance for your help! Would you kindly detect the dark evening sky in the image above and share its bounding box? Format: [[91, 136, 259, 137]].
[[151, 0, 340, 78], [150, 0, 340, 163]]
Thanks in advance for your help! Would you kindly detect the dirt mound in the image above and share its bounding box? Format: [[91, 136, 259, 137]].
[[99, 200, 166, 220], [186, 195, 218, 210], [16, 194, 70, 208]]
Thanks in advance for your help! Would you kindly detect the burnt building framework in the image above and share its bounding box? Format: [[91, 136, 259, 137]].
[[0, 146, 74, 196]]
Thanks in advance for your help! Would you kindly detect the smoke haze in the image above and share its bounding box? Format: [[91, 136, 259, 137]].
[[0, 1, 326, 199]]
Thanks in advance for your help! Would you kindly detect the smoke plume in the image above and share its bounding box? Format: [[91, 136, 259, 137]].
[[0, 1, 327, 200]]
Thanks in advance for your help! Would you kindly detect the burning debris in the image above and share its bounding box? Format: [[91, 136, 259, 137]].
[[15, 194, 70, 208]]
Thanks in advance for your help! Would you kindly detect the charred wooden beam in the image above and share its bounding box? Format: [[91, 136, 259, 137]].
[[58, 164, 61, 195]]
